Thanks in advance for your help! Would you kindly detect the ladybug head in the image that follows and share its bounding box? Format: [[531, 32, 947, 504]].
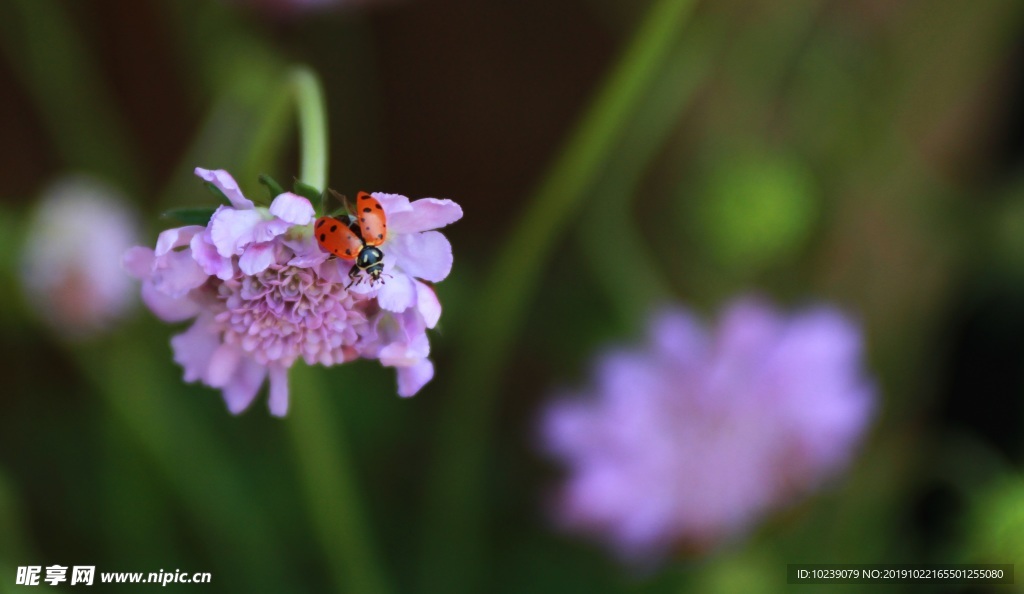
[[347, 245, 387, 288], [356, 245, 384, 270]]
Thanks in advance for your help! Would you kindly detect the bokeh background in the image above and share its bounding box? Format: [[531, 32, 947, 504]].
[[1, 0, 1023, 592]]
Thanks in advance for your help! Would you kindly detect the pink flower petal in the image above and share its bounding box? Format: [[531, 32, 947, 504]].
[[269, 192, 315, 225], [194, 167, 255, 210], [207, 343, 243, 388], [268, 365, 289, 417], [415, 281, 441, 328], [399, 307, 427, 342], [210, 208, 264, 257], [396, 359, 434, 397], [155, 225, 204, 256], [223, 357, 267, 414], [283, 234, 331, 268], [317, 258, 350, 284], [372, 192, 413, 216], [387, 231, 453, 282], [171, 315, 221, 383], [190, 231, 235, 280], [239, 242, 276, 275], [288, 251, 331, 268], [388, 198, 463, 235], [151, 250, 209, 297], [377, 272, 416, 312], [379, 330, 430, 367], [347, 279, 379, 298], [251, 218, 292, 244], [122, 246, 155, 279], [142, 282, 199, 322]]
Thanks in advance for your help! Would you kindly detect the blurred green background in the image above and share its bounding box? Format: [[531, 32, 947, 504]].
[[1, 0, 1024, 592]]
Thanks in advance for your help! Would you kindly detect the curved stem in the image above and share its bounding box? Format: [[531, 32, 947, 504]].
[[419, 0, 699, 592], [290, 67, 329, 190]]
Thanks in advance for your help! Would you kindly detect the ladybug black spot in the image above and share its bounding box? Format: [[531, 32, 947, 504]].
[[345, 249, 351, 255], [375, 204, 382, 210], [360, 217, 365, 222], [319, 233, 326, 242], [363, 207, 372, 213], [330, 225, 337, 232], [365, 226, 371, 231], [377, 233, 383, 239], [316, 219, 325, 228]]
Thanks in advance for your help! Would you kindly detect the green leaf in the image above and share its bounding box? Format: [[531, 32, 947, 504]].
[[259, 174, 286, 200], [315, 192, 325, 218], [203, 182, 231, 206], [161, 206, 218, 226], [293, 180, 320, 202]]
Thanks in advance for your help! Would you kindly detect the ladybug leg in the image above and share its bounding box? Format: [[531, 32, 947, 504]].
[[346, 264, 362, 289]]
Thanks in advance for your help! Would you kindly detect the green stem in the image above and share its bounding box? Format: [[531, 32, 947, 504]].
[[286, 366, 393, 594], [419, 0, 698, 591], [158, 65, 325, 211], [291, 67, 329, 190], [286, 69, 392, 594]]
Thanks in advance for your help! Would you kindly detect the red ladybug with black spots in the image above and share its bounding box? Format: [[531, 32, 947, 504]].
[[315, 191, 388, 286]]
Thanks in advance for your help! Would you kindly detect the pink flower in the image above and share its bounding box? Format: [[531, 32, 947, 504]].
[[21, 176, 140, 338], [540, 297, 876, 562], [124, 168, 459, 416]]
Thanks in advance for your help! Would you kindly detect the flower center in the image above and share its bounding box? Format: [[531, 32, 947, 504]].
[[214, 264, 375, 367]]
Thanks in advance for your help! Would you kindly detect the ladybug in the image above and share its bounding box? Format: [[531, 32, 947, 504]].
[[315, 191, 389, 286]]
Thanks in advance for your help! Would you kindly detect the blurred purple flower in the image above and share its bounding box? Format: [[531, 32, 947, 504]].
[[21, 176, 140, 338], [541, 297, 876, 561], [124, 168, 458, 416]]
